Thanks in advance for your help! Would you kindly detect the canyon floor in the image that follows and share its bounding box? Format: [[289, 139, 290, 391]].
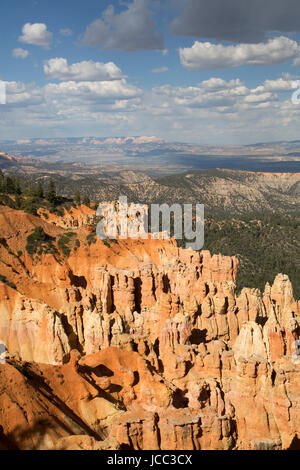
[[0, 203, 299, 450]]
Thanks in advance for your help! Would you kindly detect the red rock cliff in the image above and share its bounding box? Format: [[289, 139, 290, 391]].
[[0, 205, 299, 450]]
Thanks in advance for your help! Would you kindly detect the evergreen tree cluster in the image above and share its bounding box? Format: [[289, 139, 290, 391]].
[[0, 170, 60, 215], [0, 170, 91, 214], [25, 226, 55, 256]]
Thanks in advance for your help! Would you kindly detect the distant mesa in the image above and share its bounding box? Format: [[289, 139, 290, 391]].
[[0, 152, 20, 166], [97, 136, 165, 145]]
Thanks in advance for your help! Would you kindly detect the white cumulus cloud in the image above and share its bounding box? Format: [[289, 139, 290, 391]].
[[3, 81, 43, 106], [152, 67, 168, 73], [59, 28, 73, 37], [179, 36, 300, 70], [252, 77, 296, 93], [19, 23, 53, 48], [45, 79, 142, 101], [44, 58, 124, 81], [200, 78, 244, 90], [244, 92, 275, 103], [3, 74, 300, 145], [12, 48, 29, 59]]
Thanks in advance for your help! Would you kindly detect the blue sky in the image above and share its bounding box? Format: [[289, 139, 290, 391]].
[[1, 0, 300, 144]]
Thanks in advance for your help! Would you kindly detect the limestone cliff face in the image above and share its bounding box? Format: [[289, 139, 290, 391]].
[[0, 205, 299, 450]]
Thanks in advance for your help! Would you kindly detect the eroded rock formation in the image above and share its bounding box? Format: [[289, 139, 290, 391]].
[[0, 205, 299, 450]]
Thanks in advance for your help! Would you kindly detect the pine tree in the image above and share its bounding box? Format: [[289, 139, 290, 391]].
[[46, 179, 57, 205], [11, 175, 21, 195], [74, 190, 81, 205], [23, 180, 34, 197], [35, 183, 44, 199], [0, 170, 4, 192], [83, 195, 90, 206], [5, 175, 15, 194], [15, 194, 22, 208]]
